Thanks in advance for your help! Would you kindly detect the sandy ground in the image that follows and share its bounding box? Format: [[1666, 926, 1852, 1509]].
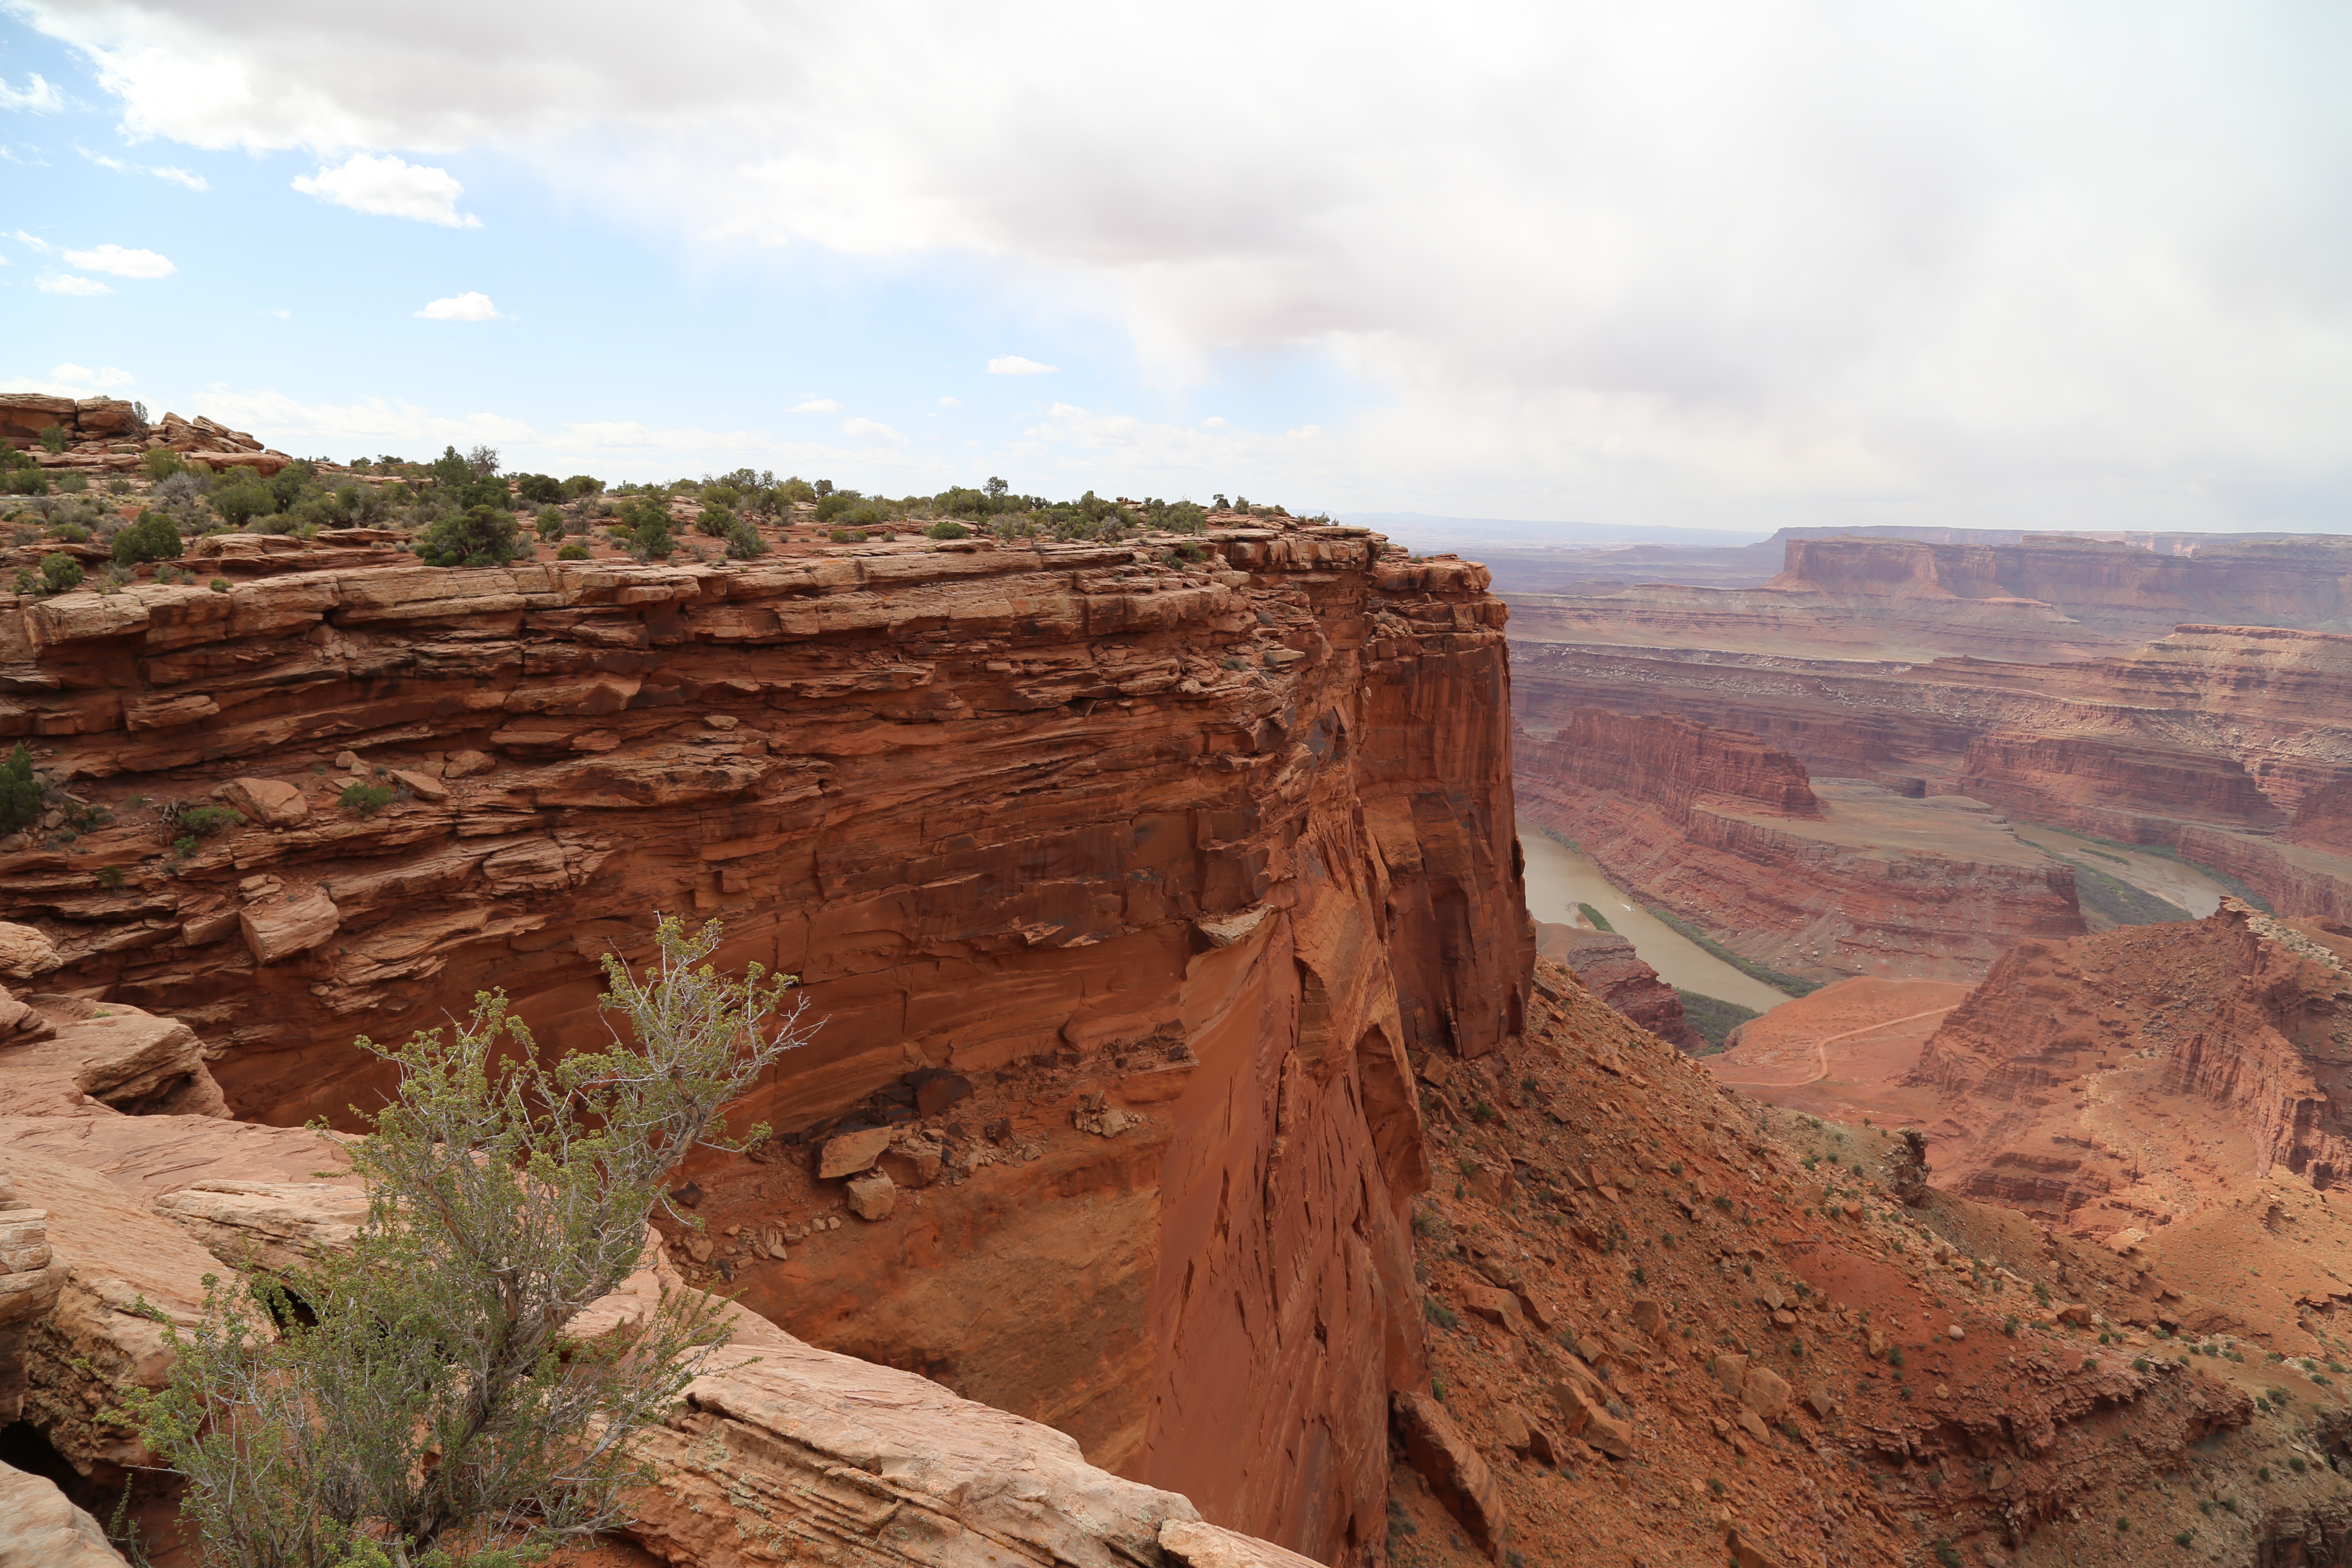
[[1704, 976, 1971, 1126]]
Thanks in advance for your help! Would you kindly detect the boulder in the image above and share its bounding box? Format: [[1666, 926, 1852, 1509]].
[[1552, 1379, 1632, 1459], [0, 924, 61, 984], [0, 1461, 131, 1567], [220, 777, 308, 827], [442, 749, 497, 778], [845, 1170, 897, 1221], [1741, 1366, 1792, 1420], [818, 1125, 892, 1179], [1459, 1283, 1526, 1335], [390, 768, 449, 802], [240, 886, 340, 965], [1390, 1390, 1506, 1558], [0, 1004, 228, 1119], [152, 1180, 369, 1274]]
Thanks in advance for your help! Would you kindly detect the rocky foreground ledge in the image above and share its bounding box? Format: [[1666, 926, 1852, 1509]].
[[0, 925, 1320, 1567]]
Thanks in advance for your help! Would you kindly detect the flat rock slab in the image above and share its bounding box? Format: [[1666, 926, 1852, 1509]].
[[818, 1125, 892, 1179]]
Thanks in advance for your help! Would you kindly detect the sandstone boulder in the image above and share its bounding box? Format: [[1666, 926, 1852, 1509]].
[[390, 768, 449, 802], [0, 1004, 228, 1119], [152, 1180, 368, 1274], [1553, 1379, 1632, 1458], [220, 776, 308, 827], [0, 924, 61, 984], [1391, 1390, 1505, 1558], [443, 749, 496, 778], [240, 886, 340, 965], [845, 1170, 897, 1221], [0, 1461, 130, 1568], [818, 1125, 892, 1179], [1741, 1366, 1792, 1420], [1459, 1283, 1525, 1335]]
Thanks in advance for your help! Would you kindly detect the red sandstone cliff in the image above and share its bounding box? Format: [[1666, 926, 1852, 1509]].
[[0, 521, 1532, 1560], [1514, 711, 2083, 983]]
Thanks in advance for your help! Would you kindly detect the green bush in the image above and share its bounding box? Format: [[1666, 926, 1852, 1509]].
[[619, 498, 674, 560], [3, 467, 48, 496], [535, 506, 564, 540], [924, 519, 971, 540], [46, 522, 91, 543], [557, 541, 590, 560], [38, 553, 83, 594], [562, 474, 604, 499], [173, 805, 243, 838], [339, 782, 395, 818], [695, 502, 736, 538], [415, 505, 524, 568], [112, 510, 184, 564], [55, 472, 88, 494], [514, 473, 565, 505], [723, 521, 766, 560], [37, 424, 66, 454], [212, 477, 278, 527], [0, 743, 39, 836]]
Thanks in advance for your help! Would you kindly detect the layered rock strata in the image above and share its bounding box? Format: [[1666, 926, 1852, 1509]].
[[0, 393, 291, 475], [0, 522, 1531, 1559], [1515, 710, 2083, 982], [1512, 625, 2352, 921]]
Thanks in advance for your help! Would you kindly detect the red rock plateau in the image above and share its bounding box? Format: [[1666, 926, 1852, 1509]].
[[1516, 708, 2085, 984], [0, 513, 1531, 1561]]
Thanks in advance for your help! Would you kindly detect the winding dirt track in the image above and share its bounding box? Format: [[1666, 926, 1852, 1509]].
[[1712, 1005, 1959, 1088]]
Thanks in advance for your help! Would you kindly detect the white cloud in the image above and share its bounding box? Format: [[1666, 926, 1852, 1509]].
[[79, 146, 128, 171], [1286, 424, 1323, 440], [80, 145, 210, 189], [293, 152, 480, 227], [150, 165, 206, 190], [63, 243, 175, 279], [51, 363, 135, 387], [16, 1, 2352, 525], [0, 74, 62, 113], [790, 398, 841, 413], [986, 355, 1058, 376], [265, 307, 292, 318], [415, 291, 501, 321], [842, 417, 908, 445], [936, 395, 959, 407], [1200, 416, 1226, 429], [12, 230, 54, 254], [37, 274, 110, 296]]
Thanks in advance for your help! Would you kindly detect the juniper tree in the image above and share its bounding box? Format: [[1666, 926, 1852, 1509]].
[[138, 917, 814, 1568]]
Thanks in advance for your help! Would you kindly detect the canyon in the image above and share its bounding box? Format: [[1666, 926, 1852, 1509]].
[[0, 508, 1527, 1562]]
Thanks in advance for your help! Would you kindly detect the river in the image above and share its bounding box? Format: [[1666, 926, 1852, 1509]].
[[1518, 830, 1794, 1013]]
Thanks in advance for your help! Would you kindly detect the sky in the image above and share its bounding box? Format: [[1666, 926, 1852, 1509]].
[[5, 2, 2350, 537]]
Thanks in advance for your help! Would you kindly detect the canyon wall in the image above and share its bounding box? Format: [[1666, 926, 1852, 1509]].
[[1514, 710, 2083, 983], [1911, 902, 2352, 1226], [1511, 626, 2352, 922], [0, 521, 1532, 1561]]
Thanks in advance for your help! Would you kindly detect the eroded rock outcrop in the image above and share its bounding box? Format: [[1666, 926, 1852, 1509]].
[[1516, 710, 2083, 982], [0, 523, 1532, 1558]]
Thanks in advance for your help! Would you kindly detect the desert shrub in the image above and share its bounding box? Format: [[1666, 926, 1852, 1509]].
[[723, 521, 766, 560], [212, 477, 278, 527], [38, 553, 83, 594], [415, 505, 523, 568], [47, 522, 91, 543], [141, 448, 185, 481], [0, 744, 39, 836], [112, 510, 184, 565], [169, 805, 242, 839], [3, 467, 48, 496], [338, 782, 395, 818], [37, 424, 66, 453], [556, 541, 589, 560], [1423, 1295, 1459, 1329], [562, 474, 604, 499], [135, 918, 814, 1568], [328, 481, 389, 527], [534, 506, 564, 540], [96, 864, 126, 888], [695, 502, 735, 538], [514, 472, 565, 505], [55, 471, 88, 494], [924, 520, 971, 540], [619, 498, 674, 560]]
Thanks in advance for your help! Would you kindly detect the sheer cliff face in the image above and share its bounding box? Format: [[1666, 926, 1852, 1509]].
[[0, 525, 1531, 1560]]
